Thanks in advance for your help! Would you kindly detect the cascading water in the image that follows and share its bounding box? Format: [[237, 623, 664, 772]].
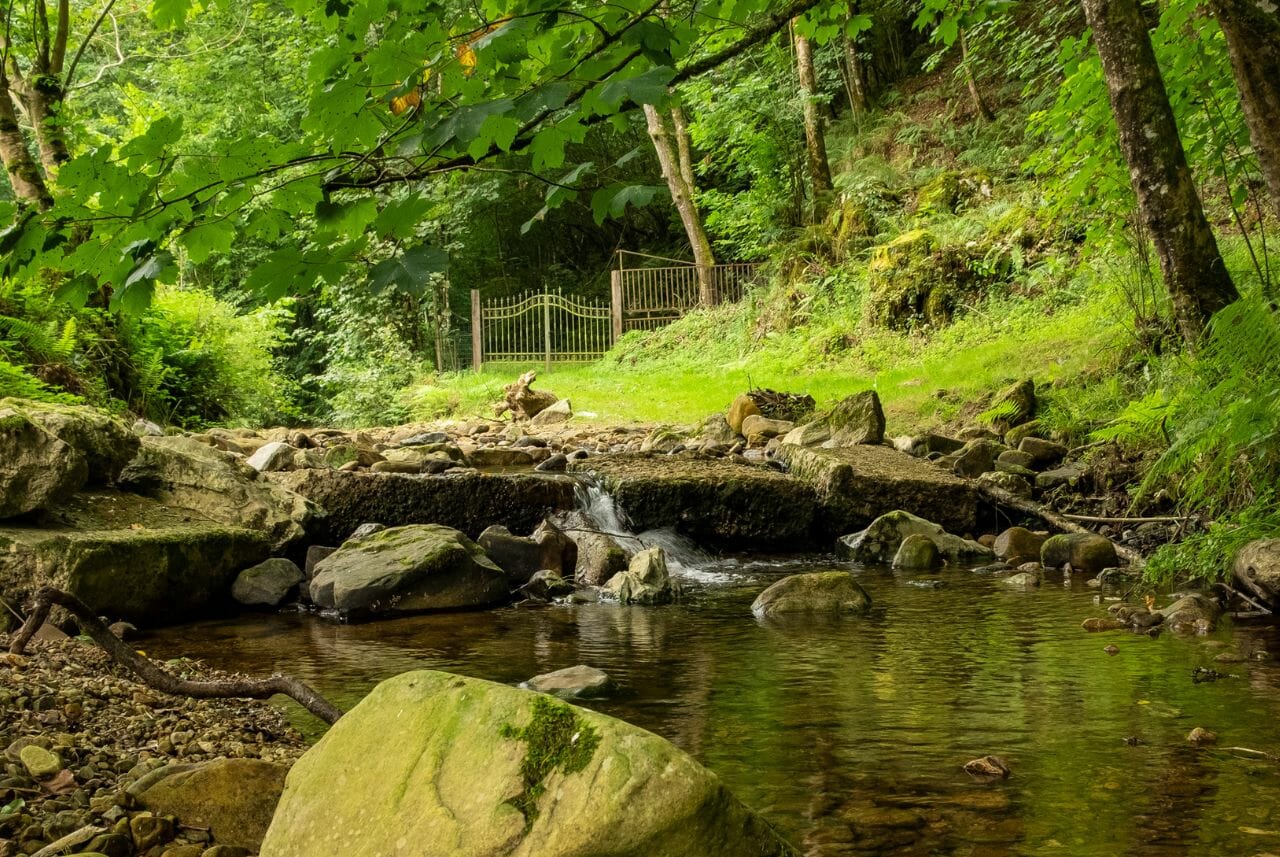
[[571, 474, 723, 580]]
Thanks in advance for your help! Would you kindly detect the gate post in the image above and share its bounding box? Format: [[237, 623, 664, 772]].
[[543, 290, 552, 373], [470, 290, 482, 373], [610, 270, 623, 342]]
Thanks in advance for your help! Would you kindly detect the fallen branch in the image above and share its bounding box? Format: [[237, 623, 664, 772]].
[[1215, 582, 1274, 616], [1222, 746, 1280, 762], [1060, 513, 1190, 525], [8, 587, 343, 725], [976, 483, 1146, 568]]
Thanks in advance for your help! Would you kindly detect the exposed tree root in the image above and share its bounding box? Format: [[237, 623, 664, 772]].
[[8, 587, 343, 725]]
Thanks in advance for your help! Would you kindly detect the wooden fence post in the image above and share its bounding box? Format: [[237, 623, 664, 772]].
[[470, 289, 482, 373], [610, 271, 624, 342]]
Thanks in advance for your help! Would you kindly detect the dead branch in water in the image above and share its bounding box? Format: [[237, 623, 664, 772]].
[[8, 587, 343, 725], [1060, 513, 1192, 525], [976, 483, 1147, 568]]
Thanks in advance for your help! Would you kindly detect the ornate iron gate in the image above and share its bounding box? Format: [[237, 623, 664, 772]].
[[470, 289, 612, 370], [608, 256, 762, 335]]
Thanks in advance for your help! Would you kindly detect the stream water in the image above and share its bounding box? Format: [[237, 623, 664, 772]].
[[145, 561, 1280, 856]]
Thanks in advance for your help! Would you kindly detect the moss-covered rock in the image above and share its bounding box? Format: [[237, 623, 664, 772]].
[[309, 524, 510, 618], [864, 229, 944, 329], [840, 510, 992, 565], [0, 406, 87, 518], [259, 670, 795, 857], [131, 759, 288, 851], [750, 571, 871, 618], [0, 517, 269, 624], [1, 398, 138, 485], [914, 171, 961, 215], [604, 547, 679, 605], [1040, 532, 1117, 575]]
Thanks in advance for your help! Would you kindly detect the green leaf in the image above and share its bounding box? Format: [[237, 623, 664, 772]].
[[367, 244, 449, 298], [181, 221, 236, 264], [591, 183, 666, 223], [150, 0, 193, 28]]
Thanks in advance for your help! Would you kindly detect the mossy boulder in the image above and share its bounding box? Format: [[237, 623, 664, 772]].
[[985, 379, 1037, 433], [914, 171, 962, 215], [840, 510, 992, 565], [131, 759, 288, 851], [892, 533, 942, 570], [259, 670, 796, 857], [864, 230, 947, 329], [1, 398, 139, 485], [231, 558, 304, 607], [1040, 533, 1118, 575], [0, 406, 87, 518], [309, 524, 510, 618], [821, 390, 886, 447], [1234, 539, 1280, 610], [751, 571, 871, 619]]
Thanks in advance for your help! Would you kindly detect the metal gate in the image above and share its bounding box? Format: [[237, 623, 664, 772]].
[[470, 289, 612, 370], [609, 255, 761, 335]]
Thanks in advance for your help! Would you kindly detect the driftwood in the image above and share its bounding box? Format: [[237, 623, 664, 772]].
[[495, 370, 557, 421], [8, 587, 344, 725], [748, 388, 816, 423], [1061, 513, 1190, 525], [976, 483, 1147, 568]]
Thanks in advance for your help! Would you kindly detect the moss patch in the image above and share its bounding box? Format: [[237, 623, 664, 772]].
[[500, 695, 601, 828]]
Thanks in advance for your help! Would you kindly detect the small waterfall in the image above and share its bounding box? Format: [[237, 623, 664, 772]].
[[572, 476, 717, 577]]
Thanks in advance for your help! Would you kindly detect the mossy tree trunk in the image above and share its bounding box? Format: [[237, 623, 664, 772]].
[[793, 24, 833, 213], [1210, 0, 1280, 216], [1082, 0, 1238, 345], [0, 76, 53, 208], [842, 34, 870, 115], [644, 103, 718, 305]]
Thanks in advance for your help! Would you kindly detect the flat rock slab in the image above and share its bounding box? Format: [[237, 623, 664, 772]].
[[0, 493, 269, 625], [574, 455, 817, 548], [520, 665, 614, 700], [269, 470, 578, 543], [776, 443, 976, 537]]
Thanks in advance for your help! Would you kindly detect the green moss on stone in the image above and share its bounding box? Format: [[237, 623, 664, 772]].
[[500, 695, 601, 828]]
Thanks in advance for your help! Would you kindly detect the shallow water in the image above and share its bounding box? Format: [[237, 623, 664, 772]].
[[146, 559, 1280, 856]]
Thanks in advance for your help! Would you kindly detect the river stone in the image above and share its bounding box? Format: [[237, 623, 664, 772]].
[[519, 569, 574, 601], [996, 449, 1036, 470], [977, 470, 1032, 497], [520, 665, 613, 700], [246, 441, 298, 473], [1003, 571, 1042, 588], [781, 421, 831, 447], [841, 510, 992, 565], [741, 414, 794, 446], [1040, 533, 1117, 575], [891, 533, 941, 570], [751, 571, 871, 618], [1036, 464, 1085, 490], [530, 398, 573, 426], [19, 744, 62, 778], [118, 435, 316, 550], [553, 510, 628, 586], [604, 547, 679, 605], [309, 524, 509, 617], [131, 759, 288, 851], [1017, 436, 1067, 468], [727, 394, 761, 434], [640, 426, 687, 453], [0, 407, 88, 518], [259, 670, 794, 857], [1162, 593, 1220, 634], [950, 439, 1006, 478], [988, 379, 1036, 432], [819, 390, 885, 447], [478, 524, 575, 585], [702, 413, 739, 446], [1233, 539, 1280, 610], [470, 447, 536, 467], [231, 558, 304, 607], [993, 527, 1047, 565]]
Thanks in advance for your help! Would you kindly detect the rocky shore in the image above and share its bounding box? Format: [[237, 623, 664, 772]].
[[0, 636, 304, 857]]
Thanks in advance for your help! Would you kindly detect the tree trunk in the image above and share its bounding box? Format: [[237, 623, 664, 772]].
[[0, 79, 53, 208], [793, 25, 833, 210], [842, 36, 869, 114], [1210, 0, 1280, 216], [670, 105, 696, 189], [1081, 0, 1238, 344], [19, 77, 72, 173], [958, 28, 995, 122], [643, 104, 718, 304]]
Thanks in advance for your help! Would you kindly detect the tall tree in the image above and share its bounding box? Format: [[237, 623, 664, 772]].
[[957, 27, 994, 121], [1209, 0, 1280, 215], [644, 103, 718, 304], [0, 75, 51, 207], [1081, 0, 1238, 344], [793, 23, 833, 211]]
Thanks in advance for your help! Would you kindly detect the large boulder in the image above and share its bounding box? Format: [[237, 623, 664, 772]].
[[604, 547, 679, 605], [553, 510, 629, 586], [741, 414, 794, 447], [1, 398, 139, 485], [891, 533, 941, 570], [949, 439, 1006, 478], [231, 558, 304, 607], [478, 523, 576, 586], [1233, 539, 1280, 610], [119, 435, 317, 550], [1162, 593, 1220, 635], [131, 759, 288, 852], [246, 441, 299, 473], [309, 524, 509, 617], [1040, 533, 1118, 575], [993, 527, 1047, 565], [530, 398, 573, 426], [840, 510, 992, 565], [821, 390, 886, 447], [0, 406, 87, 518], [751, 571, 871, 619], [727, 394, 761, 434], [260, 671, 794, 857], [987, 379, 1036, 433]]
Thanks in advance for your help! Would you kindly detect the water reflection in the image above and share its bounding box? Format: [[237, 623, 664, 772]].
[[145, 560, 1280, 856]]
